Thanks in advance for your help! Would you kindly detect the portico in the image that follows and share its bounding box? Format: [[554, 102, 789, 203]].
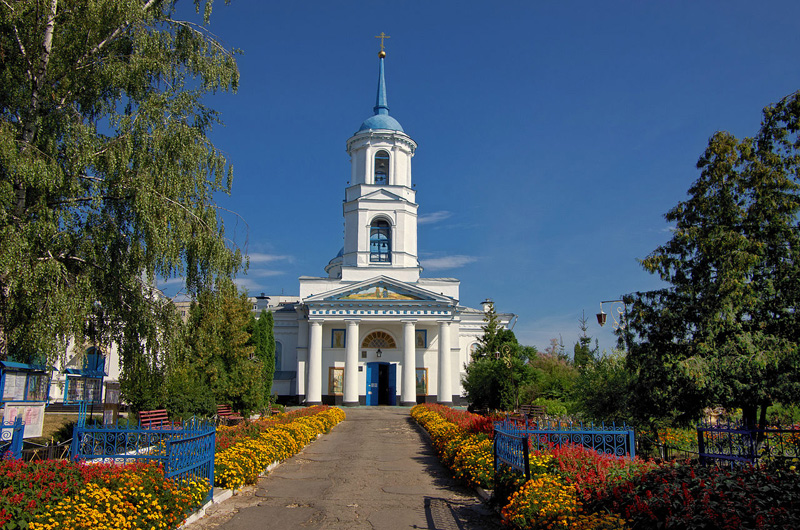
[[300, 277, 458, 406]]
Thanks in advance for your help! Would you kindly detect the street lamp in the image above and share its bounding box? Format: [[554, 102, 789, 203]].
[[597, 299, 627, 330]]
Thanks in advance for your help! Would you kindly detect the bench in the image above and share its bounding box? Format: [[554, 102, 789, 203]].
[[519, 404, 547, 418], [139, 409, 173, 429], [217, 404, 243, 425], [508, 404, 547, 423]]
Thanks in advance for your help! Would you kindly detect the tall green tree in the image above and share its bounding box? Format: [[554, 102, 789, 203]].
[[182, 282, 261, 415], [626, 91, 800, 427], [573, 311, 598, 368], [471, 301, 518, 361], [573, 349, 634, 424], [251, 309, 275, 406], [0, 1, 241, 373], [463, 301, 536, 411]]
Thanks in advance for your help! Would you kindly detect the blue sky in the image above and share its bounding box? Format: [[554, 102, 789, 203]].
[[162, 1, 800, 354]]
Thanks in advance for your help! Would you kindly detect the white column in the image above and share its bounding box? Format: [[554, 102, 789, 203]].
[[401, 320, 417, 406], [307, 319, 323, 405], [295, 309, 308, 399], [437, 320, 452, 405], [344, 319, 360, 406]]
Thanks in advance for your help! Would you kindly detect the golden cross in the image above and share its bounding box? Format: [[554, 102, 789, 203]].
[[375, 32, 391, 52]]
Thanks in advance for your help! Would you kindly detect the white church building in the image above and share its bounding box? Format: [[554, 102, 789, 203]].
[[258, 48, 514, 406]]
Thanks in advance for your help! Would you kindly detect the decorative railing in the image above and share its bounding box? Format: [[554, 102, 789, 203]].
[[494, 429, 530, 477], [697, 419, 800, 466], [494, 415, 635, 479], [71, 417, 215, 502], [21, 439, 72, 461]]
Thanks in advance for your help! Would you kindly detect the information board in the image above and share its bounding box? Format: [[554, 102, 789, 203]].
[[2, 402, 46, 438]]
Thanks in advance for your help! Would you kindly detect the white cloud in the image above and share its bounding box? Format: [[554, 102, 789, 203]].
[[233, 277, 263, 291], [421, 254, 478, 271], [418, 211, 452, 225], [247, 253, 293, 264], [245, 268, 286, 278]]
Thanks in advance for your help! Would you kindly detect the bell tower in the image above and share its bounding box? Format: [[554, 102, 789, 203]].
[[326, 44, 421, 283]]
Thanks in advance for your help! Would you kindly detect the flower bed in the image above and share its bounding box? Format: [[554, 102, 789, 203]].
[[411, 404, 647, 530], [214, 405, 346, 490], [584, 460, 800, 529], [411, 404, 495, 489], [0, 460, 207, 530], [415, 404, 800, 529], [215, 406, 343, 451], [499, 444, 652, 530], [0, 406, 345, 530]]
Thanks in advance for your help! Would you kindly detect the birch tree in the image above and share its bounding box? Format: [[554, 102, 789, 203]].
[[0, 1, 242, 374]]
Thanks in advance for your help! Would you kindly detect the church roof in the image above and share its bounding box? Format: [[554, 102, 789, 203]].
[[358, 53, 404, 133]]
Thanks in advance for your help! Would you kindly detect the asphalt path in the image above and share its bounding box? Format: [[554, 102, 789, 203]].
[[186, 407, 502, 529]]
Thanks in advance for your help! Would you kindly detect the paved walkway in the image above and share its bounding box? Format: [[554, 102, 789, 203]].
[[186, 407, 501, 529]]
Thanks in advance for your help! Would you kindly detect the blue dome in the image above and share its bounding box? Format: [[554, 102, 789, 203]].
[[358, 114, 404, 133]]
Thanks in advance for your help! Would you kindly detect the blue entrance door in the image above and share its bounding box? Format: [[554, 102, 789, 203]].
[[366, 362, 379, 406], [387, 363, 397, 406], [366, 362, 397, 406]]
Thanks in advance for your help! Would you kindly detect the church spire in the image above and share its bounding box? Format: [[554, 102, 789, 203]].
[[374, 55, 390, 115], [373, 33, 390, 116]]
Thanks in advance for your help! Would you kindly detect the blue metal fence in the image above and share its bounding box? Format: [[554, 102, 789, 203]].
[[0, 417, 25, 459], [494, 415, 636, 478], [494, 429, 530, 477], [71, 418, 216, 503], [697, 419, 800, 466]]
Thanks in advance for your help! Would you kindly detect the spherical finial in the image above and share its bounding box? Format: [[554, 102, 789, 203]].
[[379, 50, 386, 58]]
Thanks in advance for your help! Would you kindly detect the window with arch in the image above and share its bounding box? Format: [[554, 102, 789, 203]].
[[374, 150, 389, 185], [275, 341, 283, 371], [361, 331, 397, 349], [370, 219, 391, 263], [85, 346, 106, 374]]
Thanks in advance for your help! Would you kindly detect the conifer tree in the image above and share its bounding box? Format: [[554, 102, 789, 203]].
[[252, 310, 276, 405], [183, 282, 260, 415], [626, 91, 800, 427], [463, 300, 534, 411]]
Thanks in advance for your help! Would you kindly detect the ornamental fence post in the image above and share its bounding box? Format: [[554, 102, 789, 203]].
[[522, 433, 530, 480], [697, 424, 706, 466]]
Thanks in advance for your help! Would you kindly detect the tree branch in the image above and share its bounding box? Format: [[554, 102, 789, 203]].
[[72, 0, 159, 69]]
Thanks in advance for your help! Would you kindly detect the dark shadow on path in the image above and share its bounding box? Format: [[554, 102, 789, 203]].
[[404, 416, 503, 530]]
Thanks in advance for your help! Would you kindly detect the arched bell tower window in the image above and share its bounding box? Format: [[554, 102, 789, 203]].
[[370, 219, 391, 263], [374, 150, 389, 185]]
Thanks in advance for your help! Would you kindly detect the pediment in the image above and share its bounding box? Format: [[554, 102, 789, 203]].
[[360, 189, 405, 201], [304, 276, 454, 304]]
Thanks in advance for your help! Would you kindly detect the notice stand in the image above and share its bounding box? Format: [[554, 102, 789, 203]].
[[104, 382, 120, 425]]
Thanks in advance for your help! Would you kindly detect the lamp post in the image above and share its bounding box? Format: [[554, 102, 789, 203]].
[[596, 299, 627, 330], [494, 345, 521, 411], [597, 298, 632, 351]]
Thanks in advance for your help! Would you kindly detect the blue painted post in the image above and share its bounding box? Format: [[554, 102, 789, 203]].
[[522, 435, 530, 480], [209, 430, 216, 502], [697, 424, 706, 466], [70, 422, 82, 461], [77, 400, 87, 428], [8, 417, 24, 459]]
